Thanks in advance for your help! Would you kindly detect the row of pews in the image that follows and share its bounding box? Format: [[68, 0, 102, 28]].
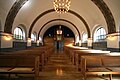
[[64, 46, 120, 80], [0, 45, 54, 80]]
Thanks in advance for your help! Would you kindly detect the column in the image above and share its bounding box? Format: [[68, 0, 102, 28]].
[[37, 40, 40, 46], [87, 38, 93, 48], [27, 38, 31, 48], [79, 40, 81, 46], [75, 35, 79, 46]]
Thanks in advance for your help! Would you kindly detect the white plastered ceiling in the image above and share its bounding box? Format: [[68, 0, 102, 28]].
[[0, 0, 120, 37]]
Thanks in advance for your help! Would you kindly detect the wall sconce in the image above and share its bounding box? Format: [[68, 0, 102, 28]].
[[1, 32, 13, 41], [37, 40, 40, 44], [87, 38, 92, 42], [27, 38, 31, 42], [107, 32, 119, 41], [4, 35, 12, 41], [107, 35, 116, 41]]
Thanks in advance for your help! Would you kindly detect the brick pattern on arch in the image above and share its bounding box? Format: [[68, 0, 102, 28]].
[[28, 9, 90, 38], [4, 0, 116, 36], [92, 0, 116, 34], [4, 0, 28, 33], [38, 19, 80, 40]]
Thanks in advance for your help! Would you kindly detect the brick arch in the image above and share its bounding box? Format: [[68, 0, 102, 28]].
[[38, 19, 80, 40], [28, 9, 91, 38], [4, 0, 116, 38], [91, 0, 116, 34], [4, 0, 28, 34]]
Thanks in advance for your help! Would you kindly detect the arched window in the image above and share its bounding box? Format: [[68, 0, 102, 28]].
[[82, 33, 88, 43], [31, 33, 37, 42], [94, 27, 106, 42], [14, 27, 24, 40]]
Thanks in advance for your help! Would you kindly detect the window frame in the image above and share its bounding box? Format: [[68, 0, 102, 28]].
[[13, 27, 24, 40], [94, 27, 106, 42]]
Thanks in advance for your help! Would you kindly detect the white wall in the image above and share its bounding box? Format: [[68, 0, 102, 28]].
[[0, 32, 13, 48]]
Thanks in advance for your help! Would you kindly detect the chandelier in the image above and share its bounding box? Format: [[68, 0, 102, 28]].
[[53, 0, 71, 13]]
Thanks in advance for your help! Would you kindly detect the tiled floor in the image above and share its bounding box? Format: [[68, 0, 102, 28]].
[[1, 51, 120, 80]]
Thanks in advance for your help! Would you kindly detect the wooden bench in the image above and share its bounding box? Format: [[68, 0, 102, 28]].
[[64, 46, 88, 61], [74, 50, 110, 70], [65, 49, 109, 66], [76, 53, 110, 71], [1, 46, 54, 70], [25, 45, 54, 64], [81, 55, 120, 80], [0, 55, 39, 80]]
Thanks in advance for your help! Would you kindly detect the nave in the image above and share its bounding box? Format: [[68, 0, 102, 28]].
[[39, 51, 82, 80], [1, 49, 120, 80], [39, 51, 120, 80]]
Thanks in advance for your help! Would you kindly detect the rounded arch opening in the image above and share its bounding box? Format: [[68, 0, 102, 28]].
[[38, 19, 80, 39], [29, 9, 90, 38], [4, 0, 116, 39], [43, 25, 75, 47]]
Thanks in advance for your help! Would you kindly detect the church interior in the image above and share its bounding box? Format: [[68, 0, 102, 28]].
[[0, 0, 120, 80]]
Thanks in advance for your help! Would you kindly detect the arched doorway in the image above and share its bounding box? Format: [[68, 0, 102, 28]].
[[43, 25, 75, 51]]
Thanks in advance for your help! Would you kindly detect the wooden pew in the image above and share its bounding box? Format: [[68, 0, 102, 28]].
[[64, 46, 110, 71], [74, 53, 109, 71], [1, 46, 54, 70], [1, 50, 44, 69], [81, 55, 120, 80], [0, 55, 39, 80], [17, 46, 54, 65], [74, 50, 110, 70], [64, 46, 88, 61], [26, 45, 54, 62]]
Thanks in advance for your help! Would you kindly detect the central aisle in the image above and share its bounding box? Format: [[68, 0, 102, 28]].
[[39, 51, 83, 80]]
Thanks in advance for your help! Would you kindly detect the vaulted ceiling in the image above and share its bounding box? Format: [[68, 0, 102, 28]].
[[0, 0, 120, 39]]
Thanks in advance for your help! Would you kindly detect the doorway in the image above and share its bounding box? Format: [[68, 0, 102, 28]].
[[55, 41, 64, 51]]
